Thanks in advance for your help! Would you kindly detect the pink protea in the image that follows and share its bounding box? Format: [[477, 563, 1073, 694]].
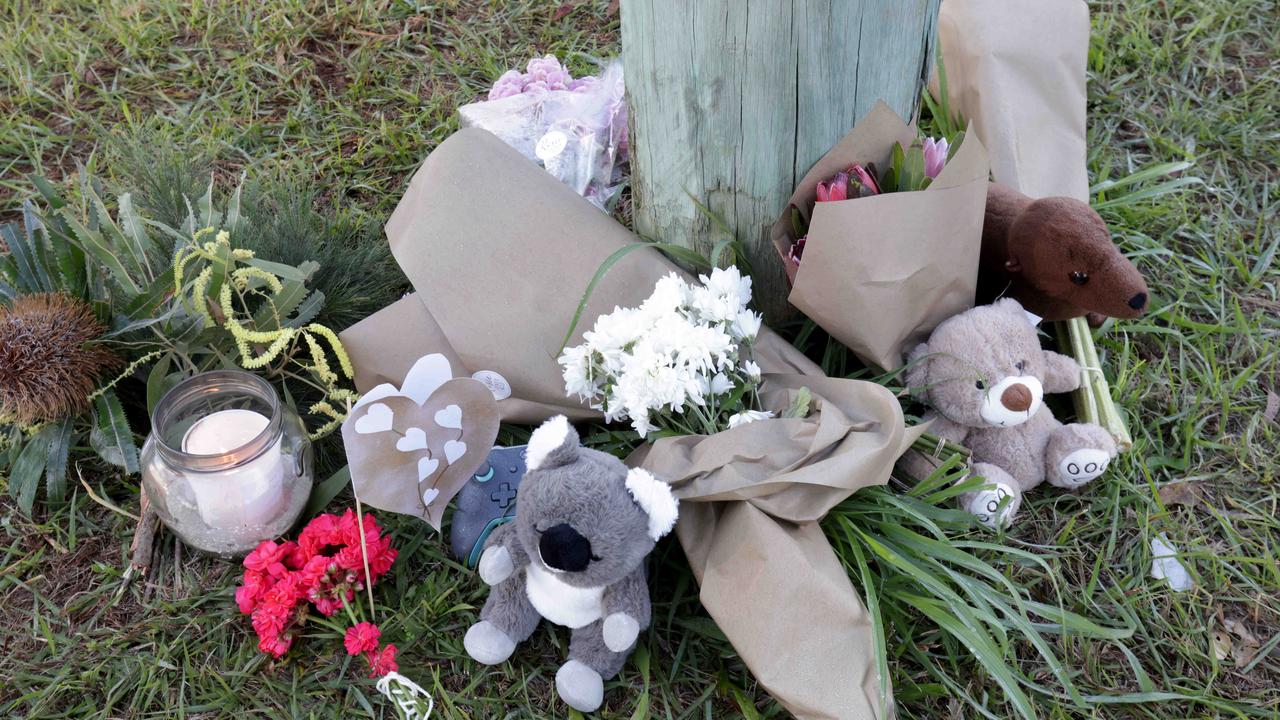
[[815, 171, 850, 202], [922, 137, 950, 178], [849, 164, 880, 195]]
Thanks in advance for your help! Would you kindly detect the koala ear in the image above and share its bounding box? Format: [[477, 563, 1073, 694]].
[[525, 415, 579, 471], [625, 468, 678, 541], [904, 342, 930, 399]]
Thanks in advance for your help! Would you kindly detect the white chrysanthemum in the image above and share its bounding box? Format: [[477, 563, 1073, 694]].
[[732, 309, 762, 341], [727, 409, 774, 428], [743, 360, 762, 380]]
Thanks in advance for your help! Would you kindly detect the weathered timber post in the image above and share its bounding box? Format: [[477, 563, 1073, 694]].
[[622, 0, 942, 322]]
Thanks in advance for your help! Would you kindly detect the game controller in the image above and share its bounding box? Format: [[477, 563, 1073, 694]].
[[450, 445, 527, 567]]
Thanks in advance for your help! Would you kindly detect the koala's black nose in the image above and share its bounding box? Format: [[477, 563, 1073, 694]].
[[1128, 292, 1148, 311], [539, 523, 593, 572]]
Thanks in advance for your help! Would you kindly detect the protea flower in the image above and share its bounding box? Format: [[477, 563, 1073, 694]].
[[922, 137, 950, 178], [849, 164, 880, 195], [0, 293, 118, 424], [815, 171, 849, 202]]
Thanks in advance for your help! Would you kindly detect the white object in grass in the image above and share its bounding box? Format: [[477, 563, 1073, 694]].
[[1150, 532, 1192, 592]]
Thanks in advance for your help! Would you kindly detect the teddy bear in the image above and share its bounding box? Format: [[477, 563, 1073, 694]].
[[978, 182, 1149, 322], [463, 415, 678, 713], [903, 299, 1118, 527]]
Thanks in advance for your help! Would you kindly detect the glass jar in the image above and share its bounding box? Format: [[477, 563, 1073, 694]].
[[141, 370, 312, 558]]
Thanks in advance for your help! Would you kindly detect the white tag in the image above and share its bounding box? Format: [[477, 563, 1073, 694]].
[[472, 370, 512, 401], [1023, 309, 1043, 327], [535, 130, 568, 162]]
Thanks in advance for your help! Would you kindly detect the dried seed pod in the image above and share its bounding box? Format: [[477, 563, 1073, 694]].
[[0, 293, 118, 424]]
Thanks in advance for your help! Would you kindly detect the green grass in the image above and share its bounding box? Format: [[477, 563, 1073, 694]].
[[1, 0, 1278, 718]]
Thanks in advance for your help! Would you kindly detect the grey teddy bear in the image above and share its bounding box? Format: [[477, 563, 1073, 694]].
[[904, 298, 1117, 527], [463, 415, 678, 713]]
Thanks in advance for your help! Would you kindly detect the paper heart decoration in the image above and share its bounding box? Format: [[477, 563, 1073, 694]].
[[341, 354, 500, 530], [397, 427, 429, 452], [434, 404, 463, 429]]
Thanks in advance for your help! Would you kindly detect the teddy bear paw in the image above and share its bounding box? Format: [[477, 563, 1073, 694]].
[[603, 612, 640, 652], [478, 545, 515, 585], [464, 621, 516, 665], [1056, 448, 1110, 488], [556, 660, 604, 713], [965, 482, 1020, 529]]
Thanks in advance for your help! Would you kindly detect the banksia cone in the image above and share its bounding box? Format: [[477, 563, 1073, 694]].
[[0, 293, 118, 424]]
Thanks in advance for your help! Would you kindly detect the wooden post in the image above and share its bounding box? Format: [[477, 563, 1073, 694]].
[[622, 0, 942, 322]]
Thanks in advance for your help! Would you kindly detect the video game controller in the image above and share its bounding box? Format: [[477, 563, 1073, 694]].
[[449, 445, 527, 567]]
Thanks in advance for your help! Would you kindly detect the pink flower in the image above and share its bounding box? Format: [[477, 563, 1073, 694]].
[[235, 572, 268, 614], [815, 171, 849, 202], [922, 137, 950, 179], [345, 622, 382, 656], [525, 55, 572, 91], [366, 644, 399, 678], [488, 70, 525, 100], [849, 164, 880, 195], [244, 540, 293, 577], [788, 237, 806, 265]]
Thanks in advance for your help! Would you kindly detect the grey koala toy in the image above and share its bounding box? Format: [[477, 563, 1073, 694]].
[[463, 415, 678, 713], [903, 299, 1117, 528]]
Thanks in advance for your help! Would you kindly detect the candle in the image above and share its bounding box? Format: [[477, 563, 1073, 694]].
[[181, 408, 286, 528]]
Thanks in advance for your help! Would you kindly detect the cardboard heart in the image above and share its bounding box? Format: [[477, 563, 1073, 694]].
[[343, 368, 500, 530]]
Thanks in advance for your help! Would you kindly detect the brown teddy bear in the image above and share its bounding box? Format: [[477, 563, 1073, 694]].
[[979, 182, 1149, 322], [903, 299, 1117, 527]]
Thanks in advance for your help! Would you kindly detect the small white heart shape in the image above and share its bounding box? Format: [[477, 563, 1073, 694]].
[[434, 404, 463, 430], [396, 427, 428, 452], [353, 403, 393, 434], [417, 456, 440, 481], [421, 487, 441, 507], [443, 439, 467, 464]]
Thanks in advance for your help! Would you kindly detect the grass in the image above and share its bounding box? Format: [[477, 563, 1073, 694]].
[[1, 0, 1277, 718]]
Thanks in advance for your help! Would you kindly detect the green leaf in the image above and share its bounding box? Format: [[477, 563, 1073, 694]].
[[43, 418, 75, 506], [10, 429, 53, 513], [789, 204, 808, 240], [245, 257, 318, 283], [783, 386, 812, 419], [146, 353, 177, 413], [28, 174, 67, 209], [303, 465, 351, 520], [59, 208, 143, 295], [91, 391, 140, 474], [285, 289, 325, 329]]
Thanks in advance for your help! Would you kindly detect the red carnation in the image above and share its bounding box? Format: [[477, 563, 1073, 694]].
[[344, 622, 382, 656]]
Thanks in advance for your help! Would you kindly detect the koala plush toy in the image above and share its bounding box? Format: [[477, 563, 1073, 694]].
[[463, 415, 678, 713], [904, 299, 1118, 528]]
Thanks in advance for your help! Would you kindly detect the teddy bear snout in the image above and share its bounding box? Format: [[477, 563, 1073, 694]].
[[539, 523, 594, 573], [1000, 384, 1034, 412], [979, 376, 1044, 428]]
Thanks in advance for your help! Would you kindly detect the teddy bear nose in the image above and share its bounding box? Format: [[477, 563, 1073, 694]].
[[1000, 383, 1034, 412], [539, 523, 593, 572], [1128, 292, 1147, 310]]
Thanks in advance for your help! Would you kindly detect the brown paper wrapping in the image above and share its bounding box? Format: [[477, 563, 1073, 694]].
[[341, 128, 915, 719], [934, 0, 1090, 201], [769, 101, 990, 371]]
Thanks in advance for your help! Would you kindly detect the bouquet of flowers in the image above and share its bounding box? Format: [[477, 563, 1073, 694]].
[[236, 509, 432, 717], [768, 101, 990, 370], [558, 267, 769, 438], [459, 54, 627, 209]]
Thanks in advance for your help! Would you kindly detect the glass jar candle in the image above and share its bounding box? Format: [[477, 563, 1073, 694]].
[[141, 370, 312, 558]]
